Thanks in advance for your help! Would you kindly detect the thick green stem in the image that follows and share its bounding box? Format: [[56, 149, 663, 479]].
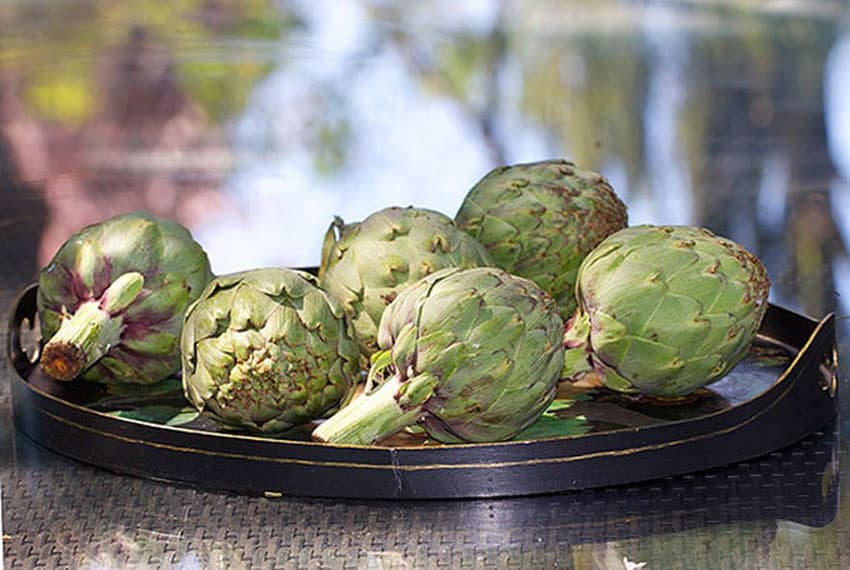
[[102, 271, 145, 313], [40, 272, 144, 381], [312, 373, 436, 445], [41, 302, 122, 381]]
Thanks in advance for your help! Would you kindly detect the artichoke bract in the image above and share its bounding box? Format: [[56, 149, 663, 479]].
[[181, 268, 361, 435], [318, 206, 493, 353], [455, 159, 628, 318], [562, 225, 771, 397], [38, 212, 213, 384], [312, 267, 565, 445]]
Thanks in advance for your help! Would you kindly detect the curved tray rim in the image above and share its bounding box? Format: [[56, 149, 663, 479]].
[[6, 284, 840, 498]]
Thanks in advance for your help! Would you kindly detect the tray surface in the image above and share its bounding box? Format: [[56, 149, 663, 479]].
[[19, 340, 792, 443], [7, 284, 840, 498]]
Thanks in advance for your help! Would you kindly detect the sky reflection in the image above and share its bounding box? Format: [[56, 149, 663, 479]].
[[190, 1, 848, 322]]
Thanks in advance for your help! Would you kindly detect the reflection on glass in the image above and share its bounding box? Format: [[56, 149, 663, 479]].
[[4, 420, 838, 567]]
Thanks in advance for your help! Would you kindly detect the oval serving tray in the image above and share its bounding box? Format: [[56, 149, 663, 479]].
[[7, 284, 840, 499]]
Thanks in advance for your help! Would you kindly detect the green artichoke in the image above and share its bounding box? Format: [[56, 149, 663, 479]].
[[38, 212, 213, 384], [181, 268, 361, 435], [455, 159, 628, 318], [312, 267, 565, 445], [562, 225, 771, 397], [318, 206, 493, 353]]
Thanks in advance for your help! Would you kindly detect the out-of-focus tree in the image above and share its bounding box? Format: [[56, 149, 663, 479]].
[[517, 30, 646, 185], [0, 0, 298, 126], [682, 5, 844, 316], [375, 0, 511, 164], [0, 0, 297, 264], [372, 1, 646, 186]]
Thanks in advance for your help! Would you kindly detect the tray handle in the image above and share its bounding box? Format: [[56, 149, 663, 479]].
[[818, 313, 840, 398], [7, 284, 40, 378]]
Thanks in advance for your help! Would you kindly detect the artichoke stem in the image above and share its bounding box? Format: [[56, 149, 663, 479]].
[[41, 302, 123, 381], [102, 271, 145, 313], [312, 374, 434, 445]]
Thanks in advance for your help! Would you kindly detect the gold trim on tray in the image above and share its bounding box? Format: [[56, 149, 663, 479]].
[[34, 362, 796, 471]]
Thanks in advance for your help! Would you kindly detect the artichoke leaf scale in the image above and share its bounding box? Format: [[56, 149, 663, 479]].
[[691, 313, 738, 354], [638, 294, 709, 352], [483, 378, 554, 426], [436, 348, 514, 410], [512, 328, 562, 381], [423, 290, 484, 342], [192, 287, 236, 340], [414, 335, 464, 386], [391, 322, 424, 371], [627, 247, 700, 282], [587, 311, 629, 363], [260, 305, 297, 343], [75, 238, 110, 294], [97, 355, 140, 382], [672, 269, 727, 312], [708, 279, 752, 319], [511, 236, 556, 274], [463, 305, 525, 348], [301, 289, 336, 335], [36, 266, 74, 316], [230, 285, 277, 331], [475, 215, 522, 249], [589, 275, 666, 325], [124, 273, 191, 325], [611, 335, 685, 386], [98, 218, 162, 278], [121, 331, 179, 356]]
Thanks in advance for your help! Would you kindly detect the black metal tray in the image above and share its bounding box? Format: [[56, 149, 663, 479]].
[[6, 284, 840, 499]]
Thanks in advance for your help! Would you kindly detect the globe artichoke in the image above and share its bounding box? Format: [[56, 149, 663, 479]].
[[318, 206, 493, 354], [455, 159, 628, 318], [181, 268, 361, 435], [562, 225, 771, 397], [38, 212, 213, 384], [312, 267, 565, 445]]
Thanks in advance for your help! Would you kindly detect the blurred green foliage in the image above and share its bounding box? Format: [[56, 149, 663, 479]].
[[0, 0, 297, 124]]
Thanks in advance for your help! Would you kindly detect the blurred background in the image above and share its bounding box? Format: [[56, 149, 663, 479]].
[[1, 0, 848, 322]]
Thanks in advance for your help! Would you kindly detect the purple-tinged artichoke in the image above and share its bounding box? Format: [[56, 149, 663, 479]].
[[181, 268, 361, 435], [562, 225, 771, 397], [312, 267, 564, 445], [455, 159, 628, 318], [38, 212, 213, 384], [319, 206, 493, 354]]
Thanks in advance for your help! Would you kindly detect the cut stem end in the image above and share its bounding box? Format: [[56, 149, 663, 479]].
[[40, 301, 123, 381], [40, 341, 85, 381]]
